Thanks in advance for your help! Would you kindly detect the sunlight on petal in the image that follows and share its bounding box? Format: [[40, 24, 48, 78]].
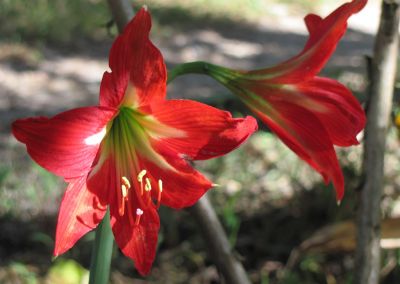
[[84, 127, 107, 145]]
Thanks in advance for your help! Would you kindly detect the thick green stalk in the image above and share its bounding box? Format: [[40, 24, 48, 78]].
[[89, 209, 114, 284], [167, 61, 241, 86], [167, 61, 214, 83]]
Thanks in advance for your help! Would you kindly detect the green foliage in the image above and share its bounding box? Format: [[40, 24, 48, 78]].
[[279, 270, 303, 284], [0, 165, 11, 187], [0, 155, 63, 218], [0, 0, 110, 44], [7, 262, 38, 284], [47, 259, 88, 284], [137, 0, 329, 22], [0, 0, 333, 45], [221, 191, 242, 246], [299, 255, 322, 274]]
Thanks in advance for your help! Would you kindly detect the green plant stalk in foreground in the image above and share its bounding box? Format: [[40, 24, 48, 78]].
[[89, 209, 113, 284]]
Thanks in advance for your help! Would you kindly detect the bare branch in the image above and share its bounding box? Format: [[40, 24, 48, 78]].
[[188, 195, 251, 284], [355, 1, 400, 283]]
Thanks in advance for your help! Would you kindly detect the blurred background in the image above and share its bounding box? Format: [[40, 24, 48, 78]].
[[3, 0, 400, 283]]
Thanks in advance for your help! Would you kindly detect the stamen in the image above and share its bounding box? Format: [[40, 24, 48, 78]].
[[157, 179, 163, 208], [121, 176, 131, 189], [121, 184, 128, 198], [137, 170, 147, 195], [144, 178, 153, 206], [145, 177, 152, 192], [135, 208, 144, 226], [119, 180, 129, 216], [119, 200, 125, 216], [119, 184, 126, 216], [137, 170, 147, 182]]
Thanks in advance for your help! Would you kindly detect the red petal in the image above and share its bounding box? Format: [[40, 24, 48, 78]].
[[87, 154, 116, 206], [12, 107, 116, 179], [296, 77, 366, 146], [110, 201, 160, 276], [100, 8, 166, 108], [247, 0, 367, 83], [99, 71, 120, 109], [87, 151, 160, 275], [139, 143, 213, 209], [54, 176, 107, 256], [252, 101, 344, 200], [246, 77, 365, 147], [149, 100, 257, 160]]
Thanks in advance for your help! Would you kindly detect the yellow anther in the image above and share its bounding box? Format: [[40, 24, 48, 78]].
[[121, 184, 128, 198], [119, 178, 130, 216], [145, 177, 152, 192], [121, 176, 131, 189], [138, 170, 147, 196], [137, 170, 147, 182]]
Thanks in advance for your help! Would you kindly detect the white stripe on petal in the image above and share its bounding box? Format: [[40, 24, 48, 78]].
[[84, 127, 106, 145]]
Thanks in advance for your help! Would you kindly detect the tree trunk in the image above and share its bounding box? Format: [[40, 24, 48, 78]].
[[355, 1, 400, 283]]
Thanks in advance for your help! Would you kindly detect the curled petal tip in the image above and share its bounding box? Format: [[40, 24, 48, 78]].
[[352, 137, 361, 145], [356, 131, 364, 144], [336, 190, 344, 203]]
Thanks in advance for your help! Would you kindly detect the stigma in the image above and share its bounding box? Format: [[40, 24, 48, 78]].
[[135, 208, 144, 226]]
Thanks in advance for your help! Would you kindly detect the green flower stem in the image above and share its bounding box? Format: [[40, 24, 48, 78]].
[[167, 61, 214, 83], [89, 209, 114, 284], [167, 61, 240, 86]]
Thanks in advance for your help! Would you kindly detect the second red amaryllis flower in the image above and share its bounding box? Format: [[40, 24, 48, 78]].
[[12, 8, 257, 275], [181, 0, 367, 200]]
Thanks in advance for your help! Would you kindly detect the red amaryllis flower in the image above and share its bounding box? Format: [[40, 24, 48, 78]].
[[202, 0, 367, 200], [12, 8, 257, 275]]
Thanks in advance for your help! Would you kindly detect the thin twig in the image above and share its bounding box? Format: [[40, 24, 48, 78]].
[[105, 1, 250, 283], [106, 0, 134, 34], [188, 195, 251, 284], [355, 1, 400, 283]]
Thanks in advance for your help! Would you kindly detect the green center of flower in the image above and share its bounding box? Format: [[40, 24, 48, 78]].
[[106, 107, 174, 171], [89, 107, 167, 225]]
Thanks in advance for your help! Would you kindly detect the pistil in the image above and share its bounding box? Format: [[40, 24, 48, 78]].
[[135, 208, 144, 226]]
